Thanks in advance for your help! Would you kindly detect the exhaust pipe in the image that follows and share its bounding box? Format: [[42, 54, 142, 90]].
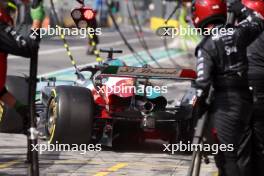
[[137, 101, 155, 113]]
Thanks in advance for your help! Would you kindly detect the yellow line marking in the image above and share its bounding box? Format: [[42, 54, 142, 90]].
[[40, 159, 214, 170], [94, 172, 109, 176], [0, 160, 21, 169], [94, 162, 128, 176], [107, 163, 128, 172], [212, 172, 218, 176]]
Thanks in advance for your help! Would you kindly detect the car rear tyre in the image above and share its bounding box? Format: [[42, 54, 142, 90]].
[[47, 86, 94, 145]]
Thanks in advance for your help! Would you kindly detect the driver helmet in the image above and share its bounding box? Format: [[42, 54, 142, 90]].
[[104, 59, 126, 67]]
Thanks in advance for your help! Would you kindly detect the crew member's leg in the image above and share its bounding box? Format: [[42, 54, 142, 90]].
[[0, 53, 14, 105], [251, 92, 264, 176], [213, 91, 252, 176], [0, 52, 29, 131]]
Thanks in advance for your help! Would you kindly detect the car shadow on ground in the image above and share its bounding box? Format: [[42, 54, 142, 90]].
[[103, 139, 191, 156]]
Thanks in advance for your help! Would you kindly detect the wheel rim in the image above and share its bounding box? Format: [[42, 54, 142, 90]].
[[48, 98, 57, 139], [0, 103, 4, 123]]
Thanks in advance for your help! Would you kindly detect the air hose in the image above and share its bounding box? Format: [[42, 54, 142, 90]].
[[50, 0, 86, 80], [106, 0, 148, 66], [161, 0, 181, 66], [126, 0, 162, 68]]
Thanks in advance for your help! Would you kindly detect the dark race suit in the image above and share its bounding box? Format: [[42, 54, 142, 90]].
[[247, 32, 264, 176], [194, 13, 264, 176], [0, 21, 39, 97]]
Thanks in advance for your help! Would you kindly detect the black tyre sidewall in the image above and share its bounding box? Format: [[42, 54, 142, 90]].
[[48, 86, 94, 145]]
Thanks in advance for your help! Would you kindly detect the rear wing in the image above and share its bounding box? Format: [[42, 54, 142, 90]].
[[100, 66, 197, 80]]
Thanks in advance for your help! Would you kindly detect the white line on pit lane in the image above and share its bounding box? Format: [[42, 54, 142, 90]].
[[7, 37, 159, 60]]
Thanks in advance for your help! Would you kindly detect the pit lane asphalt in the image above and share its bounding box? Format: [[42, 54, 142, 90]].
[[1, 27, 217, 176], [0, 133, 217, 176]]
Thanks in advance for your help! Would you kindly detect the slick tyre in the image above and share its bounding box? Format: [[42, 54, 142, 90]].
[[0, 76, 28, 133], [47, 86, 94, 145]]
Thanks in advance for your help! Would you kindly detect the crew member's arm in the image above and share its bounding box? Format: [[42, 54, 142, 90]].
[[231, 1, 264, 47], [193, 47, 214, 117], [195, 48, 214, 94], [0, 23, 37, 58], [30, 0, 45, 29], [0, 1, 44, 58]]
